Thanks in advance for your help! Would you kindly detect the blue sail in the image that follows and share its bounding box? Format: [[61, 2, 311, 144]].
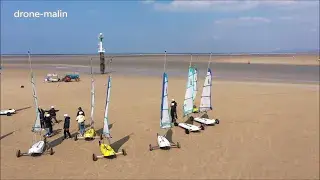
[[183, 67, 195, 116], [160, 72, 171, 129]]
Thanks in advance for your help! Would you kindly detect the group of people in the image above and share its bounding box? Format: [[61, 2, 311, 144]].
[[38, 106, 59, 137], [37, 106, 86, 139], [37, 100, 182, 139]]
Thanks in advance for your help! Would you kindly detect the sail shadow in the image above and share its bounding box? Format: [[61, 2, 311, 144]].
[[185, 116, 194, 124], [111, 133, 133, 152], [15, 106, 32, 112], [50, 129, 62, 137], [0, 131, 14, 140], [201, 114, 209, 119], [96, 123, 114, 135], [165, 129, 173, 143]]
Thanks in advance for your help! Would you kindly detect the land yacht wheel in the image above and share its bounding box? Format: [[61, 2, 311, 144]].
[[149, 144, 153, 151], [215, 119, 220, 124], [185, 129, 190, 134], [176, 142, 181, 148]]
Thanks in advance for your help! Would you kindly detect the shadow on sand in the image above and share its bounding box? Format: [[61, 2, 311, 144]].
[[185, 116, 194, 124], [164, 129, 173, 143], [96, 123, 114, 135], [50, 129, 62, 137], [48, 123, 115, 149], [49, 131, 78, 148], [0, 131, 14, 140], [111, 133, 133, 152], [15, 106, 32, 112], [200, 114, 209, 119]]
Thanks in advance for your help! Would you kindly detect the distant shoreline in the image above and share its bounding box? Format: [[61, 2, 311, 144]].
[[1, 52, 319, 57]]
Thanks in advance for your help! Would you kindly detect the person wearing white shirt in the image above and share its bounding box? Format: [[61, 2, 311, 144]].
[[76, 111, 85, 136]]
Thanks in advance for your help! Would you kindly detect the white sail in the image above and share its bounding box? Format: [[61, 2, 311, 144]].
[[192, 67, 198, 101], [103, 76, 112, 137], [199, 68, 212, 112], [160, 72, 171, 129], [90, 71, 95, 126], [183, 67, 194, 117], [31, 71, 41, 132]]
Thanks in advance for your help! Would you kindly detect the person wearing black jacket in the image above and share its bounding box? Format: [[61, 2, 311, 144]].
[[170, 99, 178, 124], [38, 106, 45, 128], [63, 114, 72, 139], [48, 106, 59, 124], [44, 114, 53, 136], [77, 107, 85, 116]]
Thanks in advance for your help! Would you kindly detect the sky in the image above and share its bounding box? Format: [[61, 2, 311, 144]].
[[1, 0, 319, 54]]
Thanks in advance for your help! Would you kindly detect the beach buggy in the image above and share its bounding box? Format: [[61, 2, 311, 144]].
[[61, 73, 80, 82], [44, 73, 61, 83]]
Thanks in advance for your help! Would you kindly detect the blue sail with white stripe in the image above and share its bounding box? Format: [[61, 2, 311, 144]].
[[160, 72, 172, 129], [183, 67, 195, 116]]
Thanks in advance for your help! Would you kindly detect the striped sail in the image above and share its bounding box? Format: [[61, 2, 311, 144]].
[[199, 68, 213, 112], [90, 73, 95, 126], [193, 67, 198, 101], [183, 67, 195, 117], [31, 72, 41, 132], [160, 72, 171, 129], [103, 76, 112, 137]]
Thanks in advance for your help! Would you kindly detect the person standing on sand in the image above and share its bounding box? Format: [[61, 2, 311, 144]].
[[44, 114, 53, 137], [170, 99, 178, 124], [38, 106, 45, 128], [77, 107, 85, 116], [48, 106, 59, 124], [76, 111, 85, 136], [76, 107, 85, 130], [63, 114, 72, 140]]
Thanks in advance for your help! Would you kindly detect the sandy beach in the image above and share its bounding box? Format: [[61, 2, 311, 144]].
[[1, 55, 319, 179]]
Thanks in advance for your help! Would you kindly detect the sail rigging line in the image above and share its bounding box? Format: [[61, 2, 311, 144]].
[[160, 51, 172, 134], [164, 51, 167, 73], [208, 52, 212, 70], [28, 51, 41, 143]]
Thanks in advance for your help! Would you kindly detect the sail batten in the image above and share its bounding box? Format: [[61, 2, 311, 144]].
[[160, 72, 171, 129], [199, 68, 212, 112], [103, 76, 112, 137], [183, 67, 195, 116]]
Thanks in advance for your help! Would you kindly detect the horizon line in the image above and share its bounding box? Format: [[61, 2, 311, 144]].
[[1, 51, 319, 56]]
